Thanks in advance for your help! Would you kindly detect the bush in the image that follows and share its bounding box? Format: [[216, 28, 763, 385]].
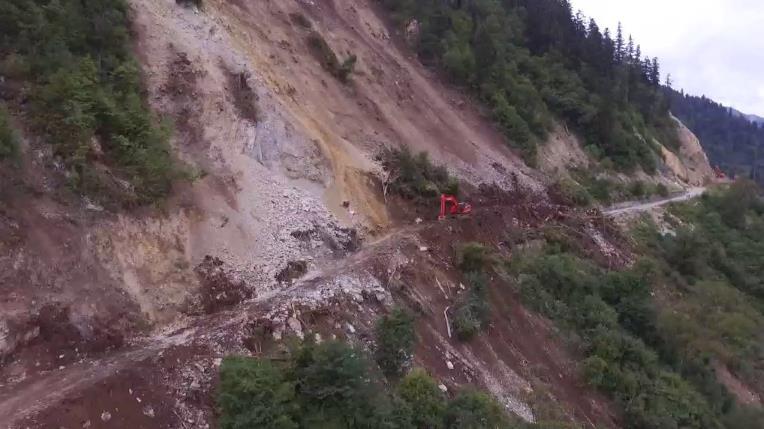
[[722, 404, 764, 429], [218, 357, 298, 429], [452, 272, 490, 341], [445, 390, 510, 429], [0, 105, 18, 159], [289, 12, 312, 29], [398, 369, 446, 428], [375, 308, 416, 376], [457, 243, 491, 273], [176, 0, 202, 7], [551, 178, 592, 207], [307, 32, 356, 83], [379, 146, 460, 202], [628, 181, 648, 199], [655, 183, 669, 197]]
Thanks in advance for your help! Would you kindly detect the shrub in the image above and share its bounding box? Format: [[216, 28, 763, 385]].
[[379, 146, 460, 202], [722, 404, 764, 429], [0, 105, 18, 159], [655, 183, 669, 197], [289, 12, 312, 29], [452, 272, 490, 341], [176, 0, 202, 7], [307, 32, 356, 83], [398, 369, 446, 428], [456, 242, 490, 273], [628, 181, 647, 199], [375, 308, 416, 376], [218, 357, 298, 429], [551, 178, 592, 207], [445, 390, 510, 429]]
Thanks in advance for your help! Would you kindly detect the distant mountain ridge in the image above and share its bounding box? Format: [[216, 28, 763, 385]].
[[668, 88, 764, 181], [731, 108, 764, 125]]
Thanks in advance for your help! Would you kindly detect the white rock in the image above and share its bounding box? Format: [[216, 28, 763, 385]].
[[415, 217, 423, 224], [438, 384, 448, 393], [101, 411, 112, 422], [346, 323, 356, 334], [287, 317, 304, 339], [446, 361, 454, 370], [419, 246, 428, 252], [143, 405, 155, 418]]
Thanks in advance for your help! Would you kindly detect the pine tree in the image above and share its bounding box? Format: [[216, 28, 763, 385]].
[[626, 35, 635, 61], [615, 22, 624, 63], [603, 28, 615, 68], [650, 57, 660, 85]]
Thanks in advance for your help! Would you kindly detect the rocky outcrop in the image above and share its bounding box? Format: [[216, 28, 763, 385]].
[[660, 115, 715, 186]]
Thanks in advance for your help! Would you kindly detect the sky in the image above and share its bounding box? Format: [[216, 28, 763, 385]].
[[571, 0, 764, 117]]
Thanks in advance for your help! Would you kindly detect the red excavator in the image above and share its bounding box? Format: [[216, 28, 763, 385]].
[[438, 194, 472, 220]]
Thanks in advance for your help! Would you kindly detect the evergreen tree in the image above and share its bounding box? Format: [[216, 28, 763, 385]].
[[615, 22, 625, 62], [627, 35, 635, 60], [650, 57, 660, 86]]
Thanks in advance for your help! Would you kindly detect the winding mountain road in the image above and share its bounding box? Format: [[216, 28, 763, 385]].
[[603, 187, 706, 216]]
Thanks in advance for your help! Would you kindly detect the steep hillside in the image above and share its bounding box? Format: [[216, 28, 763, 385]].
[[0, 0, 743, 428], [669, 88, 764, 182]]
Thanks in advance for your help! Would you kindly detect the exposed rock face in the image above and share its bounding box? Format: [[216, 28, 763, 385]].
[[661, 115, 715, 186]]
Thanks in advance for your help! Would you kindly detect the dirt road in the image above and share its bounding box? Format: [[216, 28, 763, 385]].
[[603, 187, 706, 216]]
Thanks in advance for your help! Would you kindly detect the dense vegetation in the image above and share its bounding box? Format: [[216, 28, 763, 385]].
[[511, 181, 764, 428], [218, 339, 569, 429], [0, 0, 178, 205], [381, 0, 675, 170], [668, 88, 764, 183]]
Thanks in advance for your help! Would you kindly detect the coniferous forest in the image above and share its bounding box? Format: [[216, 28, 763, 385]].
[[668, 88, 764, 183], [381, 0, 674, 171]]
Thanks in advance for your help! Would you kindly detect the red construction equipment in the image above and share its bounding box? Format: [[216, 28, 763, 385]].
[[438, 194, 472, 220]]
